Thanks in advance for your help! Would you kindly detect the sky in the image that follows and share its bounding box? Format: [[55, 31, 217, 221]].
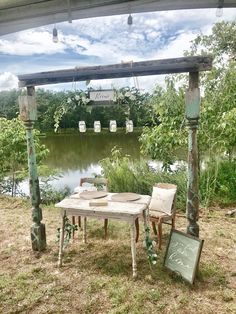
[[0, 7, 235, 92]]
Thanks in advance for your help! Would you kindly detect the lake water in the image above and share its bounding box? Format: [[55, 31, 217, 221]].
[[21, 131, 143, 194], [20, 130, 188, 195]]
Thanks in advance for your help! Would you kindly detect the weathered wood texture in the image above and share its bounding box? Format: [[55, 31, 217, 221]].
[[186, 72, 200, 238], [70, 192, 151, 205], [1, 1, 236, 36], [56, 192, 150, 276], [19, 86, 47, 251], [18, 56, 213, 87], [18, 95, 37, 122], [55, 199, 148, 219]]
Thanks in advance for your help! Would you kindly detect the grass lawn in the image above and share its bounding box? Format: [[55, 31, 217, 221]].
[[0, 195, 235, 314]]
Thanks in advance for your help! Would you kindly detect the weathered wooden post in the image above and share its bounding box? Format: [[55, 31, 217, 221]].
[[185, 72, 200, 237], [19, 86, 46, 251]]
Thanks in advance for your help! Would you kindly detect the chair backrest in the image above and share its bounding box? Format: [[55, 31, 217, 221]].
[[150, 182, 177, 215], [155, 183, 177, 190], [80, 177, 108, 191]]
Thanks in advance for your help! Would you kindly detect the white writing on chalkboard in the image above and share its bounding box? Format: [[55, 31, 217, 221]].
[[164, 230, 204, 284], [171, 242, 196, 255], [168, 243, 197, 269], [169, 252, 191, 269]]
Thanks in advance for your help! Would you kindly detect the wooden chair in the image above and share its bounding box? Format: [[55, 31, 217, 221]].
[[72, 177, 109, 239], [149, 183, 177, 250]]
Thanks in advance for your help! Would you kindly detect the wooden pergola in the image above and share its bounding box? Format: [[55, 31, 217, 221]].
[[18, 56, 213, 250], [2, 0, 234, 251]]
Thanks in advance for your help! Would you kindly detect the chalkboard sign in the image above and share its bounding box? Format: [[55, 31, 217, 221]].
[[164, 230, 204, 284]]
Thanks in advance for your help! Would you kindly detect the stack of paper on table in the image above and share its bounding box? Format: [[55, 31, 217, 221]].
[[89, 199, 108, 206]]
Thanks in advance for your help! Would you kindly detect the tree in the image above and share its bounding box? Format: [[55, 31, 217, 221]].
[[53, 87, 152, 131], [0, 87, 153, 132], [188, 21, 236, 157], [141, 21, 236, 164], [140, 78, 187, 169], [189, 21, 236, 60], [199, 61, 236, 158], [140, 21, 236, 206], [0, 89, 20, 119], [0, 118, 48, 196]]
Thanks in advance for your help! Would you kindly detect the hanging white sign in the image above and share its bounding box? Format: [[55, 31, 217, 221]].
[[90, 90, 116, 102]]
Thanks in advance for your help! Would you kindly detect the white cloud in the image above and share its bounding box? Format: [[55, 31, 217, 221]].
[[0, 7, 235, 91], [0, 30, 66, 55], [0, 72, 18, 90], [154, 31, 197, 59]]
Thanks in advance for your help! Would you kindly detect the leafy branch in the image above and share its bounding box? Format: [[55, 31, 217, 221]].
[[57, 215, 78, 247], [144, 227, 158, 266]]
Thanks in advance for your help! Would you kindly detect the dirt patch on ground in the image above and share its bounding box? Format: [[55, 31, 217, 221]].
[[0, 195, 235, 313]]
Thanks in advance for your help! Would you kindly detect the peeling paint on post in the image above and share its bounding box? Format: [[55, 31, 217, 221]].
[[19, 86, 46, 251], [185, 72, 200, 237]]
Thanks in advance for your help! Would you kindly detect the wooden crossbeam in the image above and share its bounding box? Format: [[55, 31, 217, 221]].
[[18, 56, 213, 87]]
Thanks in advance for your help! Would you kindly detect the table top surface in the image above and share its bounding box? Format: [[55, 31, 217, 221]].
[[55, 192, 151, 218]]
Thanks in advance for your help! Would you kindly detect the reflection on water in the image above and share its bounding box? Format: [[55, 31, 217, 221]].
[[37, 131, 142, 192], [20, 131, 188, 194], [43, 131, 141, 172]]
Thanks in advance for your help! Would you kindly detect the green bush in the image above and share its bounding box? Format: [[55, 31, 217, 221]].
[[40, 180, 71, 205], [100, 148, 236, 211], [0, 118, 48, 196], [200, 158, 236, 206], [100, 147, 187, 211]]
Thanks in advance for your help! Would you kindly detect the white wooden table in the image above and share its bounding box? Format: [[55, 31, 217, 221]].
[[55, 193, 150, 277]]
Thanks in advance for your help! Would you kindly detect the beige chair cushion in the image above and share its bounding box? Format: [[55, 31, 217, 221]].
[[149, 210, 172, 221], [149, 186, 176, 215]]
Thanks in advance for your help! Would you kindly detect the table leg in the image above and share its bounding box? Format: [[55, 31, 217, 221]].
[[58, 211, 66, 267], [83, 217, 87, 243], [130, 221, 137, 278], [143, 208, 148, 231], [135, 218, 139, 243]]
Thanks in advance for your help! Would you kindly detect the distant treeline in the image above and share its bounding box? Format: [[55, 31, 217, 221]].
[[0, 87, 156, 131]]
